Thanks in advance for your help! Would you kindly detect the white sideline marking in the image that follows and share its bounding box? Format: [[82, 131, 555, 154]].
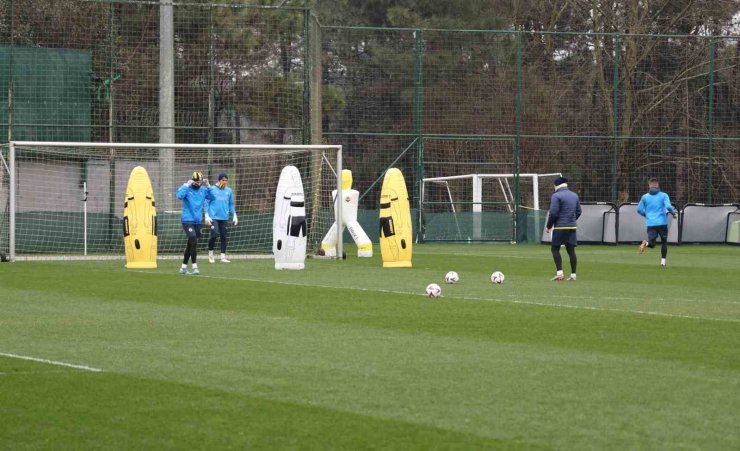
[[0, 352, 103, 372], [130, 270, 740, 324], [13, 254, 272, 262]]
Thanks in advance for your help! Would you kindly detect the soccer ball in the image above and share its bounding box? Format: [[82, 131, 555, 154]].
[[490, 271, 505, 284], [444, 271, 459, 284], [426, 283, 442, 298]]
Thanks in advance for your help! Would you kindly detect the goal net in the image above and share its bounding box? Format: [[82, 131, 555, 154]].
[[2, 142, 341, 261], [421, 173, 561, 242]]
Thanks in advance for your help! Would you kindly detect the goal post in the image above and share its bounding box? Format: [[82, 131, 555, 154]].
[[421, 172, 562, 242], [0, 147, 10, 261], [4, 141, 343, 262]]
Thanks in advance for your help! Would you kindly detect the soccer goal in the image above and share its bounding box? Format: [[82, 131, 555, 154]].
[[420, 173, 561, 242], [2, 141, 343, 261]]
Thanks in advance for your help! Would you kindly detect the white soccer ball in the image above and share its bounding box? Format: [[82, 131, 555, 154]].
[[444, 271, 459, 284], [426, 283, 442, 298], [490, 271, 505, 284]]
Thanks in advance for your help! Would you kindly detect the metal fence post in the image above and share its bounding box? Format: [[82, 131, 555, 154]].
[[514, 31, 523, 242], [707, 37, 715, 203], [159, 0, 175, 213], [208, 5, 215, 146], [106, 3, 117, 248], [207, 5, 215, 178], [413, 29, 425, 241], [159, 0, 175, 144], [302, 0, 311, 145], [7, 0, 14, 143], [108, 4, 116, 143], [611, 34, 621, 205]]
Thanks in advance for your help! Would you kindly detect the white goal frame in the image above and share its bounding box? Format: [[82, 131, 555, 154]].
[[6, 141, 343, 262], [421, 172, 561, 241]]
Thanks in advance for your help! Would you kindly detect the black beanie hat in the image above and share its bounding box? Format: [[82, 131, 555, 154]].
[[553, 176, 568, 186]]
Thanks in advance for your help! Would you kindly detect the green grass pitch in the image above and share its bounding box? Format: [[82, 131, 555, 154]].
[[1, 244, 739, 449]]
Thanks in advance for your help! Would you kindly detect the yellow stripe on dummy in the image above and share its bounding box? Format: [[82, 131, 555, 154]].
[[342, 168, 353, 190], [123, 166, 157, 268], [379, 168, 412, 268]]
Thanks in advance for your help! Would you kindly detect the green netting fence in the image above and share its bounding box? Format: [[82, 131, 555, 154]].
[[1, 0, 738, 245]]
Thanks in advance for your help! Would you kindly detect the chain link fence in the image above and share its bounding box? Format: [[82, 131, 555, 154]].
[[1, 1, 313, 145], [1, 0, 738, 243]]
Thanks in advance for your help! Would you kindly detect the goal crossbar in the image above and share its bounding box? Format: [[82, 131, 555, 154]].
[[10, 141, 341, 151]]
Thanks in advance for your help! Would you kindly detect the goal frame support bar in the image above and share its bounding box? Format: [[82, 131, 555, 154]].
[[7, 141, 343, 262]]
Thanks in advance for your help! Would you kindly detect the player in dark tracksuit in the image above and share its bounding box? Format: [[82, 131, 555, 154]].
[[546, 176, 582, 281]]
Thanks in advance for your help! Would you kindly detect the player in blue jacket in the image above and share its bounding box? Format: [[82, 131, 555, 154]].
[[546, 176, 582, 281], [637, 178, 677, 267], [205, 172, 238, 263], [176, 171, 215, 275]]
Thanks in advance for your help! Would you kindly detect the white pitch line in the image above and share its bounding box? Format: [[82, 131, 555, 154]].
[[0, 352, 103, 372]]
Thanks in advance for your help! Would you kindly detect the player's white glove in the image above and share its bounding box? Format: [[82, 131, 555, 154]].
[[186, 179, 194, 186], [203, 178, 210, 187], [204, 213, 212, 226], [232, 213, 238, 226]]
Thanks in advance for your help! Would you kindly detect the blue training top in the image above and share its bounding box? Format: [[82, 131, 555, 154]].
[[176, 183, 215, 224], [206, 185, 235, 220], [547, 187, 582, 229], [637, 189, 676, 227]]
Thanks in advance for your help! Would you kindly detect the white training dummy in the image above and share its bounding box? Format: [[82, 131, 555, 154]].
[[320, 169, 373, 258], [273, 165, 307, 270]]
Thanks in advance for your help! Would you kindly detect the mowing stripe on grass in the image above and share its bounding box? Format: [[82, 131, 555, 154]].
[[0, 370, 70, 376], [0, 352, 103, 372], [130, 270, 740, 323]]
